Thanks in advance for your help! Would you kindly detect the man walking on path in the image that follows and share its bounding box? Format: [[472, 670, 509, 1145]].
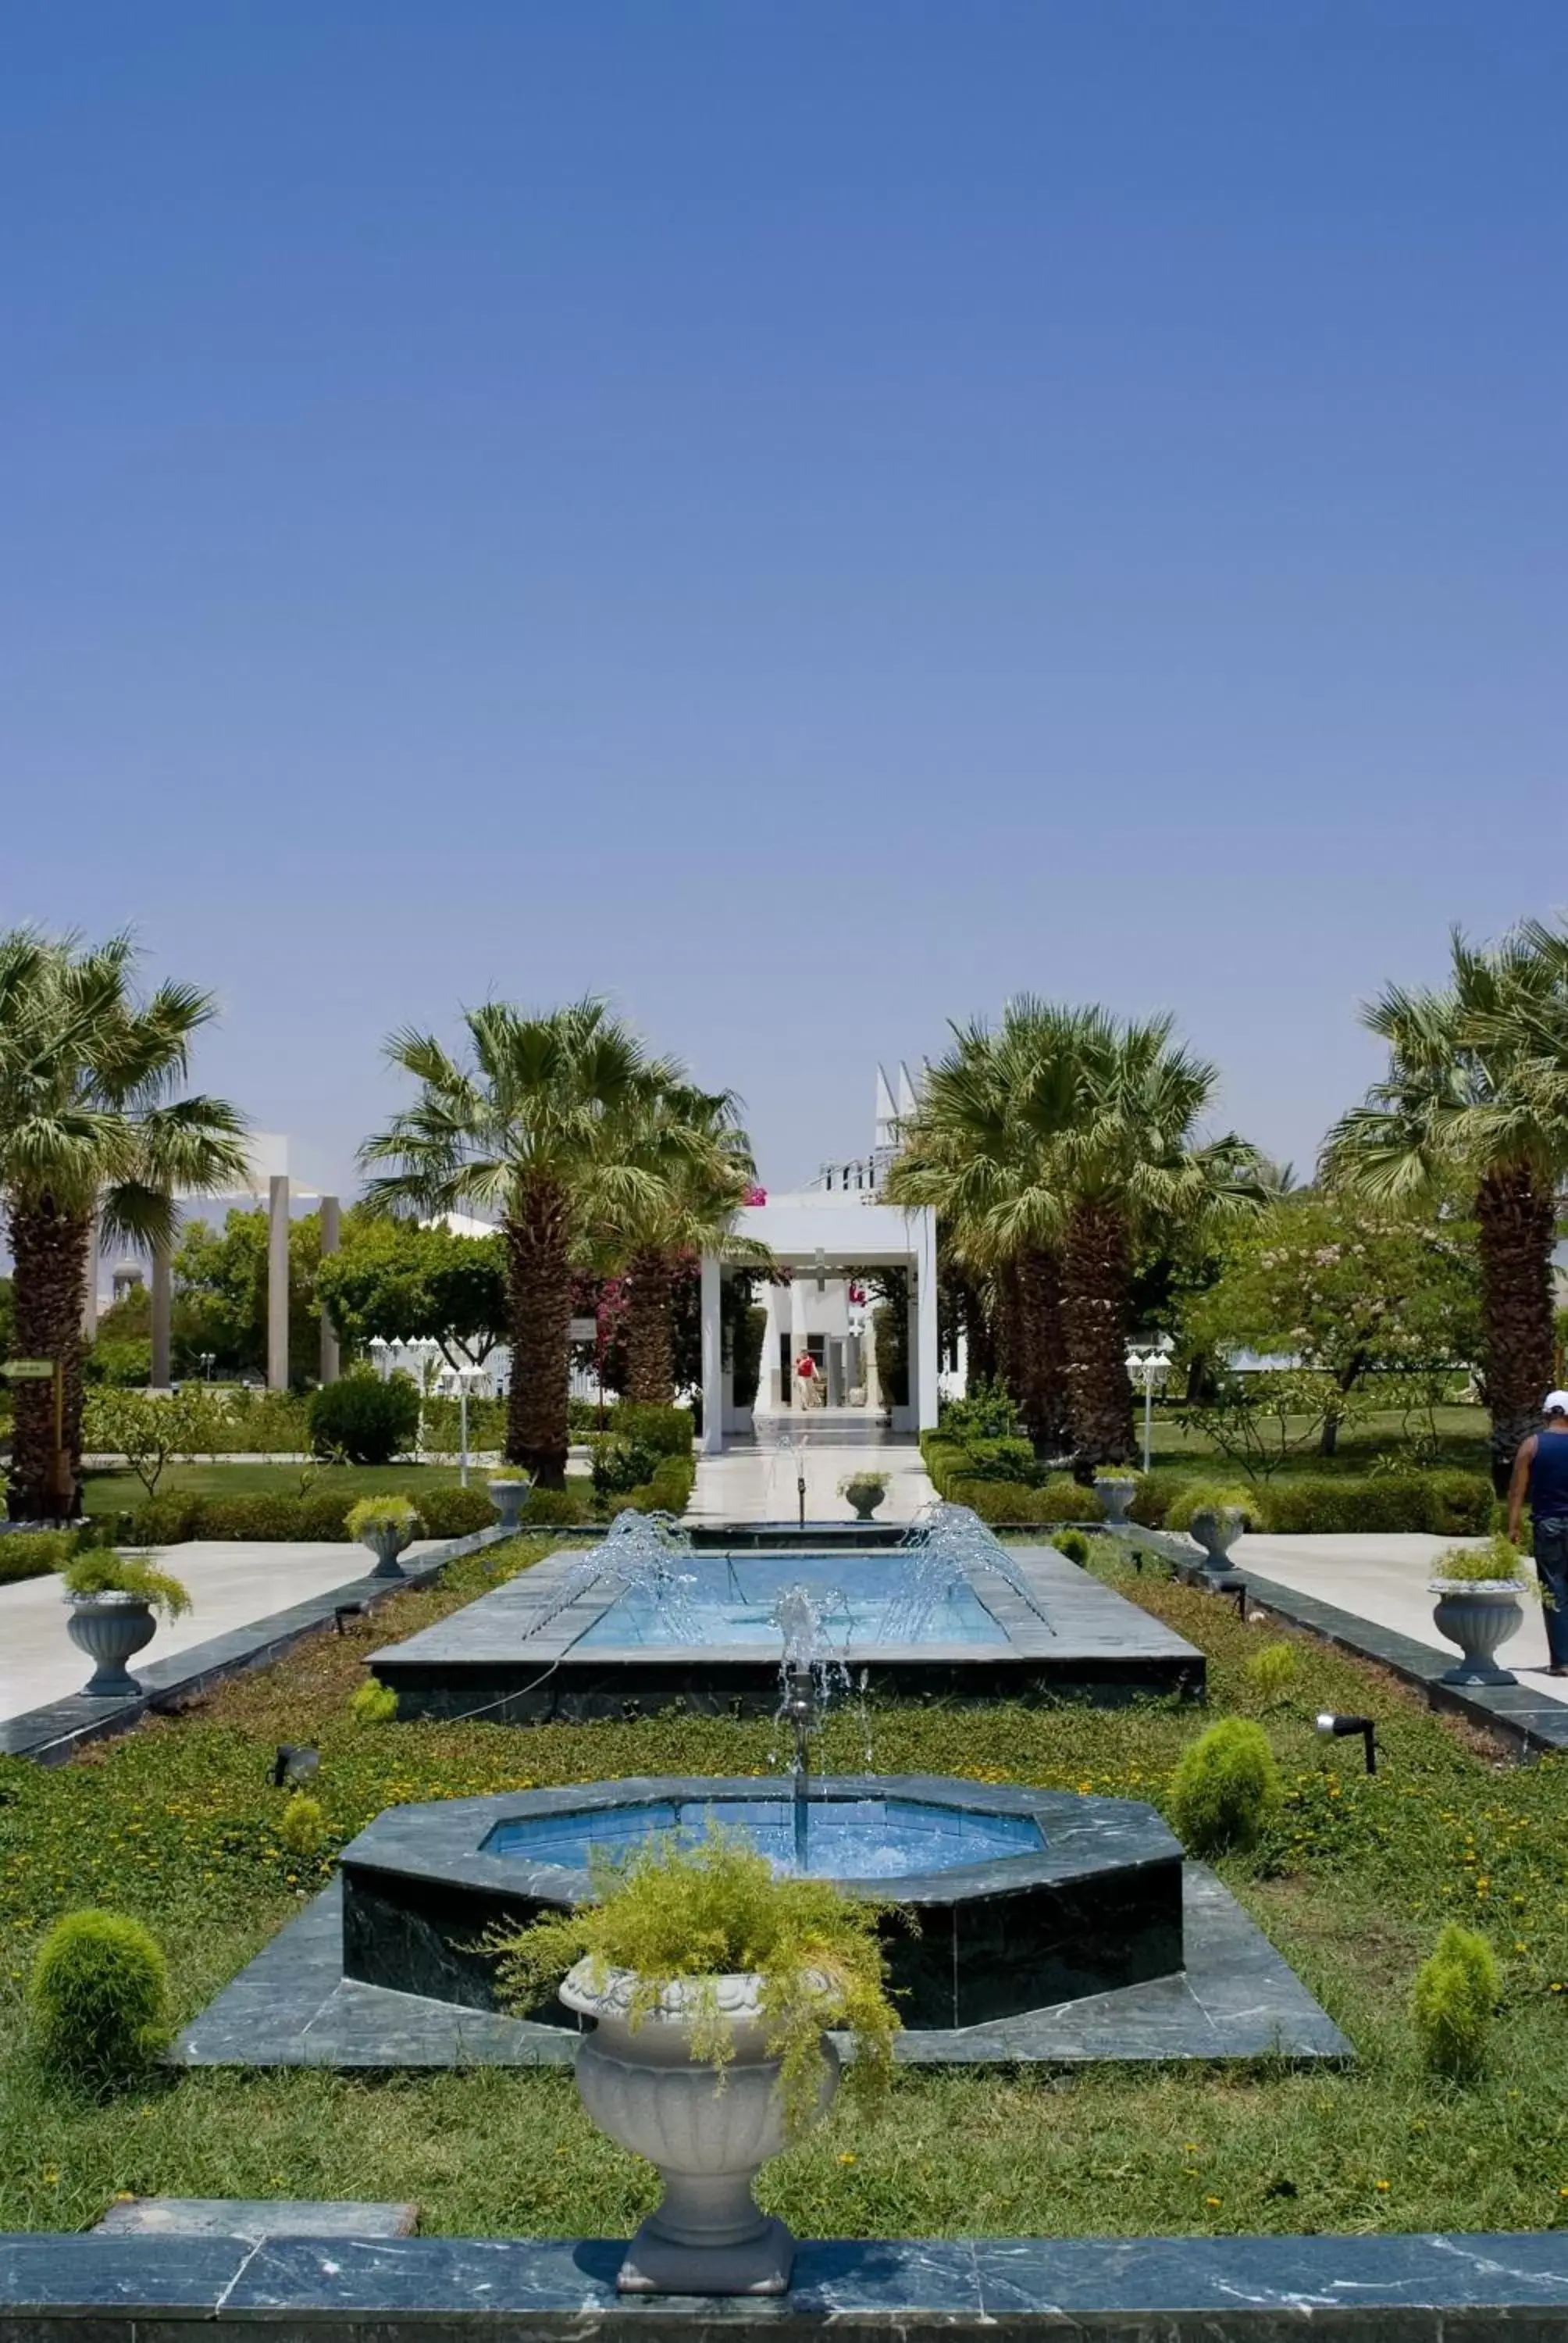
[[1507, 1391, 1568, 1676]]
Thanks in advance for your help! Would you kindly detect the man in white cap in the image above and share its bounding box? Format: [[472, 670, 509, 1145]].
[[1506, 1391, 1568, 1675]]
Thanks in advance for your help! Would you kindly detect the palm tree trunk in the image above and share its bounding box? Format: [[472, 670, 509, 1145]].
[[957, 1270, 996, 1385], [992, 1261, 1025, 1408], [624, 1245, 676, 1404], [1476, 1164, 1557, 1493], [6, 1197, 91, 1520], [1014, 1245, 1072, 1452], [504, 1182, 573, 1485], [1064, 1200, 1136, 1462]]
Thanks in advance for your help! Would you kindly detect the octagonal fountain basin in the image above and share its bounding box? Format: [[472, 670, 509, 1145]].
[[339, 1774, 1185, 2032]]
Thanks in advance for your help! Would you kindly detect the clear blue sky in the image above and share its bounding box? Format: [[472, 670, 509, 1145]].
[[4, 3, 1564, 1194]]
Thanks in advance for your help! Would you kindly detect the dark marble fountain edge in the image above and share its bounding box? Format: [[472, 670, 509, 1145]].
[[1131, 1528, 1568, 1758], [0, 1527, 515, 1767], [8, 2224, 1568, 2337]]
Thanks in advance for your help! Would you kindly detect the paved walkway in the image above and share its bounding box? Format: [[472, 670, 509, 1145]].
[[0, 1540, 449, 1727], [1234, 1530, 1568, 1704], [689, 1430, 935, 1525]]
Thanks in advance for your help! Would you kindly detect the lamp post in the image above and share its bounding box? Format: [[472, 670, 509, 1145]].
[[438, 1362, 487, 1487], [1124, 1337, 1174, 1478]]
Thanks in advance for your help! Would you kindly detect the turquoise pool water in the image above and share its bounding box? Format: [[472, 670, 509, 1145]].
[[483, 1793, 1042, 1880], [572, 1550, 1004, 1649]]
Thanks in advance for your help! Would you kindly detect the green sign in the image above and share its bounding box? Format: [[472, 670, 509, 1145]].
[[2, 1359, 54, 1379]]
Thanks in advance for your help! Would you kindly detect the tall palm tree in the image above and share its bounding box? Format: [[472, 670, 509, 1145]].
[[359, 999, 680, 1484], [0, 931, 248, 1517], [889, 1012, 1073, 1450], [895, 1000, 1263, 1460], [1325, 922, 1568, 1490], [1048, 1008, 1264, 1460], [611, 1081, 762, 1407]]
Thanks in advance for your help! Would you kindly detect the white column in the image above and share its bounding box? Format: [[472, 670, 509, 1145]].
[[914, 1208, 939, 1432], [318, 1193, 340, 1385], [268, 1175, 290, 1391], [700, 1252, 724, 1454], [151, 1236, 173, 1389]]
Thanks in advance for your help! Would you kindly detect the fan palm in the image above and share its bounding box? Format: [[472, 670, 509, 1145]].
[[0, 930, 248, 1518], [1046, 1009, 1265, 1460], [1324, 922, 1568, 1489], [359, 999, 680, 1482], [609, 1081, 763, 1407], [888, 1011, 1074, 1451]]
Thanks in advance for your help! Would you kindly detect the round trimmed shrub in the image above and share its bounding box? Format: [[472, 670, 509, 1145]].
[[278, 1793, 326, 1858], [308, 1371, 420, 1465], [1051, 1528, 1091, 1564], [1413, 1923, 1500, 2080], [1168, 1718, 1281, 1856], [29, 1910, 172, 2095], [349, 1680, 399, 1724]]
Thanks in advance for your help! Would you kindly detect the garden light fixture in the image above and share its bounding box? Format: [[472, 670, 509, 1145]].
[[272, 1742, 320, 1789], [333, 1603, 365, 1635], [1317, 1712, 1377, 1774], [1124, 1337, 1174, 1476]]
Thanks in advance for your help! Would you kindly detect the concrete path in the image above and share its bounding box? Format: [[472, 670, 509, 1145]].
[[1234, 1530, 1568, 1703], [689, 1433, 935, 1525], [0, 1540, 450, 1727]]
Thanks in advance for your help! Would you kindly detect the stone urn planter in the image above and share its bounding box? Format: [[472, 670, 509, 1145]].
[[487, 1475, 534, 1532], [840, 1477, 886, 1522], [357, 1521, 415, 1581], [1430, 1579, 1524, 1687], [1096, 1477, 1138, 1528], [66, 1592, 159, 1698], [1188, 1503, 1249, 1578], [559, 1960, 839, 2297]]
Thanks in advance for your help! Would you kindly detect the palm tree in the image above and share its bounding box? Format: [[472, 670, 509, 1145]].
[[611, 1081, 762, 1407], [889, 1011, 1074, 1451], [895, 1000, 1263, 1460], [0, 931, 248, 1518], [1049, 1008, 1264, 1460], [1325, 922, 1568, 1491], [359, 999, 681, 1484]]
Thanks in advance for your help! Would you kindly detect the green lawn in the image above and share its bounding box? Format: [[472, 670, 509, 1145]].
[[5, 1532, 1568, 2241], [1143, 1401, 1491, 1479]]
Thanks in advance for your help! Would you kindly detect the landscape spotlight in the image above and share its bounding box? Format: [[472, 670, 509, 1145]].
[[333, 1602, 365, 1635], [1317, 1712, 1377, 1774], [272, 1743, 320, 1790]]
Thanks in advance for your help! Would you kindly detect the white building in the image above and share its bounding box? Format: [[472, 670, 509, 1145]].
[[698, 1068, 938, 1454]]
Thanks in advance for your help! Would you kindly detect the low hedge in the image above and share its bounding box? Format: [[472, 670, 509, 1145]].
[[611, 1403, 694, 1458], [946, 1475, 1095, 1527], [119, 1485, 499, 1546], [1125, 1468, 1491, 1537], [1250, 1471, 1491, 1536], [0, 1528, 77, 1585]]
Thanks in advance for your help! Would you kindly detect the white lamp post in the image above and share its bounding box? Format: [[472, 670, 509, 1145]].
[[1124, 1336, 1174, 1477], [437, 1362, 488, 1486]]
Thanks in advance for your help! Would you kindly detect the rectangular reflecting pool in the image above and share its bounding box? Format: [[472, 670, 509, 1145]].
[[572, 1552, 1002, 1649]]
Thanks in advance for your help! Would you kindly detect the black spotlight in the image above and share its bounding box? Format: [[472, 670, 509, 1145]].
[[272, 1743, 320, 1789], [1317, 1712, 1377, 1774], [333, 1602, 365, 1635]]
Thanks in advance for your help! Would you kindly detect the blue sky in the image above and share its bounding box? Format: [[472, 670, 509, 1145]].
[[3, 3, 1564, 1193]]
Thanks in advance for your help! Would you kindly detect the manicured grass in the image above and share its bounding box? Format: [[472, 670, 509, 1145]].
[[5, 1532, 1568, 2239], [1144, 1403, 1491, 1480]]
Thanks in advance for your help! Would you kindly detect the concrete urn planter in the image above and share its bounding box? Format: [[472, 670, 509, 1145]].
[[487, 1476, 533, 1532], [1188, 1504, 1248, 1578], [1429, 1580, 1524, 1687], [1096, 1477, 1138, 1528], [842, 1480, 886, 1522], [66, 1592, 159, 1698], [358, 1523, 415, 1582], [559, 1960, 839, 2298]]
